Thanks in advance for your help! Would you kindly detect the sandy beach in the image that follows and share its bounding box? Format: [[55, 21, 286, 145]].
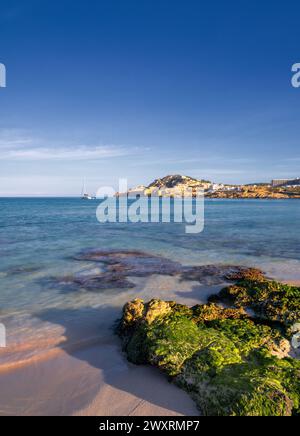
[[0, 276, 218, 416], [0, 338, 199, 416], [1, 265, 299, 416]]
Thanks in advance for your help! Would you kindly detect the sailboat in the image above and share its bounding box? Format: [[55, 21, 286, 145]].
[[81, 179, 96, 200]]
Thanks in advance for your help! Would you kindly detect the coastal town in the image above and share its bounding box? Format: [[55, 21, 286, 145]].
[[118, 175, 300, 199]]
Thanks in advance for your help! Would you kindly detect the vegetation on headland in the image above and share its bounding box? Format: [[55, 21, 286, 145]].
[[117, 271, 300, 416], [206, 185, 300, 199], [117, 174, 300, 199]]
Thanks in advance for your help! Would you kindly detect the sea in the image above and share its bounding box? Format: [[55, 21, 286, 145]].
[[0, 197, 299, 414]]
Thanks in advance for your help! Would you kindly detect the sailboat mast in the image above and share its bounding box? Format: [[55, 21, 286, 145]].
[[81, 178, 94, 200], [81, 178, 85, 198]]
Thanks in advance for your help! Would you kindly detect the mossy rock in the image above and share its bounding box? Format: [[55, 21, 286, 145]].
[[178, 350, 299, 416], [191, 303, 248, 324], [127, 314, 202, 375], [118, 298, 300, 416], [210, 277, 300, 332]]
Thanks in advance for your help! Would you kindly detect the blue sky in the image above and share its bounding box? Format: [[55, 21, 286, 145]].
[[0, 0, 300, 196]]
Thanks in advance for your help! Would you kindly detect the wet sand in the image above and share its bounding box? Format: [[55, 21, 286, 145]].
[[0, 339, 199, 416], [0, 275, 216, 416]]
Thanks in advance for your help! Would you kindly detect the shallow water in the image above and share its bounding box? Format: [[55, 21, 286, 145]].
[[0, 198, 299, 399]]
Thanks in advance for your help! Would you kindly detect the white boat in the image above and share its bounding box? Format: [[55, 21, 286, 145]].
[[82, 193, 93, 200], [81, 180, 96, 200]]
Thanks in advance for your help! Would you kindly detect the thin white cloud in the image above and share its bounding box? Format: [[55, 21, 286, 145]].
[[0, 129, 35, 149], [0, 145, 134, 160], [0, 129, 141, 161]]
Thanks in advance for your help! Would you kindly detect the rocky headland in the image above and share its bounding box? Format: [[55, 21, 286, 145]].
[[117, 174, 300, 199]]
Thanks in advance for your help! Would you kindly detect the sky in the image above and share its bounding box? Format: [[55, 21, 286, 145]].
[[0, 0, 300, 196]]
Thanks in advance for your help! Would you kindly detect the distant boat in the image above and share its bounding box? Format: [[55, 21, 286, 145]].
[[82, 193, 94, 200], [81, 180, 96, 200]]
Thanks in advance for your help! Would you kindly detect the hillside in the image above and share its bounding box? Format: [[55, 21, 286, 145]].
[[117, 174, 300, 199], [206, 185, 300, 199]]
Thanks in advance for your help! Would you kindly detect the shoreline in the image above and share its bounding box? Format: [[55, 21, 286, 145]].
[[0, 341, 199, 417], [0, 309, 205, 416], [0, 249, 299, 415], [0, 269, 299, 415], [0, 275, 225, 416]]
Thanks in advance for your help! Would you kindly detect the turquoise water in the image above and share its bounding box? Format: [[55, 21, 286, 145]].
[[1, 197, 300, 308], [0, 198, 299, 370]]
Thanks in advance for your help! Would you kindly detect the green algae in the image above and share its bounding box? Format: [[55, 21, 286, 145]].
[[118, 297, 300, 416], [210, 274, 300, 332], [207, 318, 284, 356], [177, 346, 300, 416], [127, 314, 202, 375]]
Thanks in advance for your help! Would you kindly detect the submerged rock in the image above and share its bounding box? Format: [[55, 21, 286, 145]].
[[75, 249, 263, 286], [74, 249, 182, 277], [118, 298, 300, 416], [180, 265, 262, 285], [3, 265, 41, 276], [57, 272, 136, 291]]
